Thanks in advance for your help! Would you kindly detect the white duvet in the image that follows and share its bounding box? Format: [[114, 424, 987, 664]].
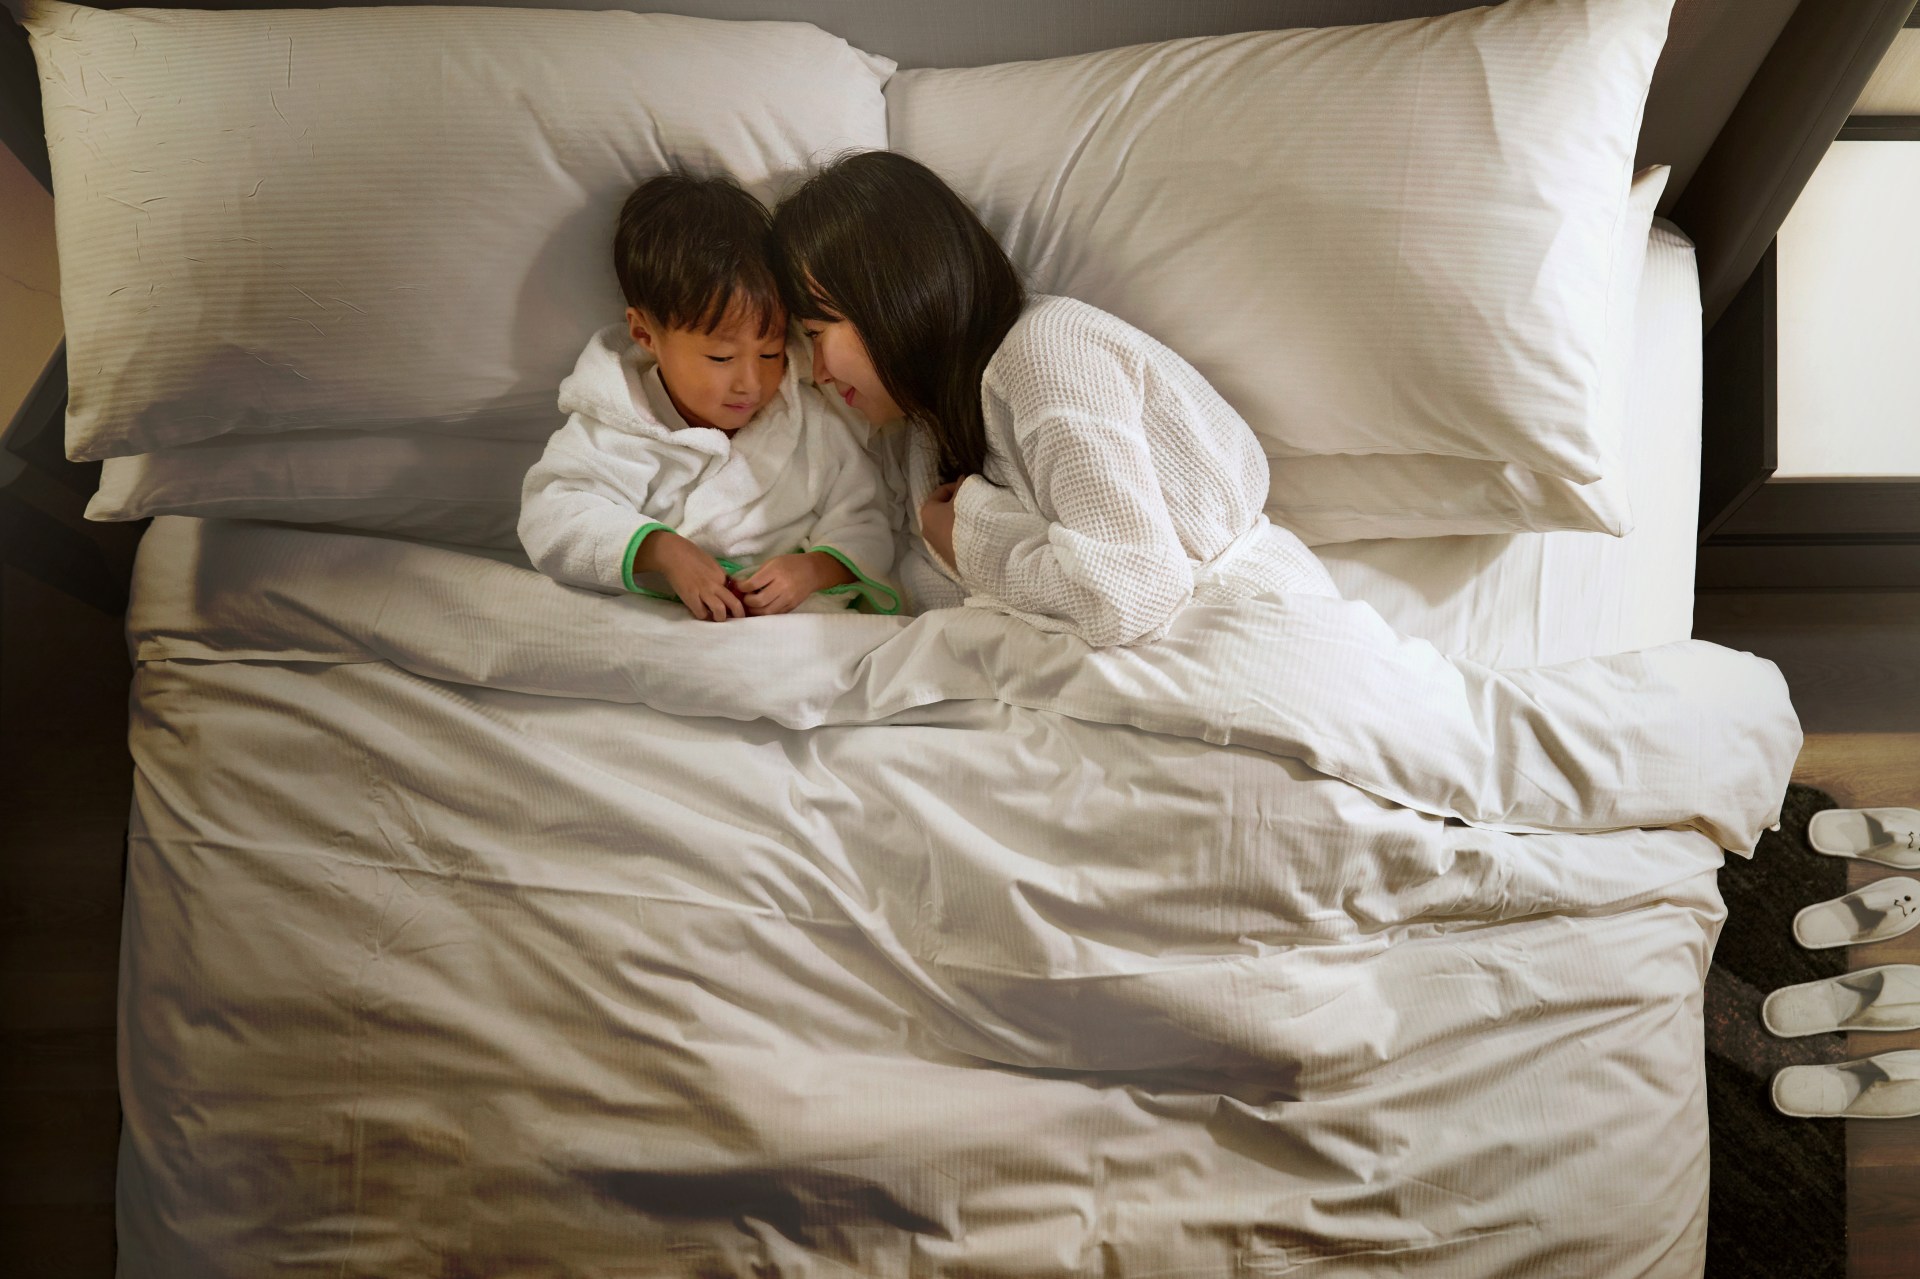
[[118, 516, 1800, 1277]]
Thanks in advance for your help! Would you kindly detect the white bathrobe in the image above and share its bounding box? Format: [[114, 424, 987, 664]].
[[910, 295, 1339, 646], [519, 324, 896, 613]]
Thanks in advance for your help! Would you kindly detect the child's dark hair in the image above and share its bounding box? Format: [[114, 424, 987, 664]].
[[770, 151, 1026, 482], [614, 172, 783, 337]]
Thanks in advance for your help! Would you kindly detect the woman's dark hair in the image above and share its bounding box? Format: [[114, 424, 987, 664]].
[[614, 171, 782, 337], [771, 151, 1026, 481]]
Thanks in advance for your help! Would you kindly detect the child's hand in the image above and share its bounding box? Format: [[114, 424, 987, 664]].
[[650, 534, 744, 622], [735, 552, 852, 616]]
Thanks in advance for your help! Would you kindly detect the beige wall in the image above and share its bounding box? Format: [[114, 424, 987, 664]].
[[0, 135, 62, 436], [1764, 40, 1920, 480], [1856, 29, 1920, 114], [1776, 141, 1920, 479]]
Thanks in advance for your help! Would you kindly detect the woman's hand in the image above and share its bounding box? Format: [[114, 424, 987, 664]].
[[920, 480, 963, 570], [735, 552, 853, 616], [643, 532, 745, 622]]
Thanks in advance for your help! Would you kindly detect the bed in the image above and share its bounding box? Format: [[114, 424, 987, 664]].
[[9, 0, 1817, 1274]]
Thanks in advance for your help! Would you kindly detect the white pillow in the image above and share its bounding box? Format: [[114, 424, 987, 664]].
[[23, 0, 892, 461], [885, 0, 1676, 484], [88, 430, 541, 550], [1274, 166, 1669, 545]]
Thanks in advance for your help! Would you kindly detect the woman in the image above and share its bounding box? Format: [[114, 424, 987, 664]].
[[771, 151, 1339, 648]]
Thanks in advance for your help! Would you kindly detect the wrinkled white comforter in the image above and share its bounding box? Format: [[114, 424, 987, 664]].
[[117, 516, 1800, 1277]]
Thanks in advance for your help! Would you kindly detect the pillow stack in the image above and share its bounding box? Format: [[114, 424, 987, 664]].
[[27, 0, 1678, 550], [885, 0, 1677, 542], [26, 0, 892, 546]]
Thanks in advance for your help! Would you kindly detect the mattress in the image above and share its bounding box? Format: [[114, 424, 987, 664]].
[[108, 224, 1749, 1276], [1318, 219, 1702, 668]]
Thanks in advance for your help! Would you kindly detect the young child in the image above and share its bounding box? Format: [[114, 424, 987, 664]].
[[518, 173, 897, 621]]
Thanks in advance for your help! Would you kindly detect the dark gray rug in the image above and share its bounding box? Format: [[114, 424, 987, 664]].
[[1704, 783, 1847, 1279]]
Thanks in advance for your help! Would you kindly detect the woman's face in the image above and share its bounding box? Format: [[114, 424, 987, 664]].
[[801, 307, 904, 427]]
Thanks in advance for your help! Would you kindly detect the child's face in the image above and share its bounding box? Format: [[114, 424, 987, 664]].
[[628, 305, 787, 433]]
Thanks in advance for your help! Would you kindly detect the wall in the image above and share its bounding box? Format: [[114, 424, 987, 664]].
[[1775, 141, 1920, 479], [1766, 28, 1920, 481], [1855, 27, 1920, 112], [0, 135, 60, 440]]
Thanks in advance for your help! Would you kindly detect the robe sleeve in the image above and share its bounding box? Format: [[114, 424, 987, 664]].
[[950, 336, 1192, 648], [517, 413, 671, 595]]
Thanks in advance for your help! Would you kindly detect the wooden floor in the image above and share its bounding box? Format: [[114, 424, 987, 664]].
[[0, 566, 126, 1275], [2, 554, 1917, 1274], [1694, 592, 1920, 1279], [1694, 591, 1920, 732], [1785, 734, 1920, 1279]]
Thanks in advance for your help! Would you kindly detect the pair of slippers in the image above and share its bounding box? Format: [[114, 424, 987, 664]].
[[1768, 806, 1920, 1120], [1791, 807, 1919, 949], [1768, 966, 1920, 1118]]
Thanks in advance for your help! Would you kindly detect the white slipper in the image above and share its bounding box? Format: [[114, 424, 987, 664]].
[[1773, 1049, 1920, 1119], [1762, 964, 1920, 1036], [1807, 807, 1920, 869], [1792, 877, 1920, 949]]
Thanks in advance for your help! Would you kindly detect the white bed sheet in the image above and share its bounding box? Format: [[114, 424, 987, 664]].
[[1318, 220, 1702, 668], [110, 513, 1801, 1275], [123, 655, 1733, 1276], [115, 544, 1802, 1274]]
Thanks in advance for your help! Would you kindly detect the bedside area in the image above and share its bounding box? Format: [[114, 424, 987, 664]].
[[1790, 734, 1920, 1279], [1690, 16, 1920, 1278], [0, 87, 138, 1274]]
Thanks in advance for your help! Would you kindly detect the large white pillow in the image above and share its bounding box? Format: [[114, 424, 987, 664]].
[[886, 0, 1676, 483], [23, 0, 893, 461]]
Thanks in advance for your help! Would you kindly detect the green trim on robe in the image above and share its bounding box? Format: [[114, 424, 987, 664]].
[[621, 522, 678, 599], [626, 526, 890, 613], [811, 545, 902, 615]]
